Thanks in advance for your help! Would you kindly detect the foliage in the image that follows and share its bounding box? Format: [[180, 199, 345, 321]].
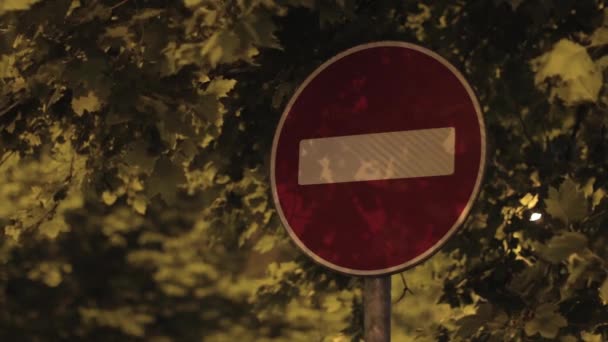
[[1, 0, 608, 341]]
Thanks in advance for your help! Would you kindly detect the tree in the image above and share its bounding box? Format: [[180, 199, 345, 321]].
[[0, 0, 607, 341]]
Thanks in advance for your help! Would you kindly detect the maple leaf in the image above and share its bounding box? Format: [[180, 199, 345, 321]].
[[544, 178, 588, 225], [536, 231, 588, 264], [71, 91, 101, 116], [0, 0, 40, 14], [524, 303, 567, 339], [532, 39, 603, 105]]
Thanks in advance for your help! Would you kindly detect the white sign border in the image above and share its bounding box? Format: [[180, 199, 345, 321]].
[[270, 41, 487, 276]]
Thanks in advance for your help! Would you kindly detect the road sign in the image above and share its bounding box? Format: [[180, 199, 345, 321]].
[[271, 41, 485, 276]]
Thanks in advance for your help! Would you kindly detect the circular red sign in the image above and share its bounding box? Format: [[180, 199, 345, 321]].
[[271, 42, 485, 276]]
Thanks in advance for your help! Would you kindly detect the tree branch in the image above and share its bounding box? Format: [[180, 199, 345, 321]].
[[0, 151, 14, 168]]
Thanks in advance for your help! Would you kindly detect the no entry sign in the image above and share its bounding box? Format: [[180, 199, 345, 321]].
[[271, 41, 485, 276]]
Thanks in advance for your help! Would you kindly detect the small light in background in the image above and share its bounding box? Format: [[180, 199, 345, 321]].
[[530, 212, 542, 222]]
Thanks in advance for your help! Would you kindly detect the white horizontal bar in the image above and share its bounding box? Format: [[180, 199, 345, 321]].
[[298, 127, 455, 185]]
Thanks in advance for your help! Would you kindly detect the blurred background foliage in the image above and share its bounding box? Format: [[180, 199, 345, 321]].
[[0, 0, 607, 341]]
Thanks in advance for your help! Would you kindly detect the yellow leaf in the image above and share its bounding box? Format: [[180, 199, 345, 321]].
[[322, 295, 343, 313], [130, 178, 144, 191], [65, 0, 80, 17], [0, 0, 40, 13], [102, 191, 117, 205], [581, 331, 603, 342], [132, 8, 163, 21], [72, 91, 101, 116], [43, 268, 62, 287], [104, 25, 131, 39], [583, 177, 595, 197], [329, 333, 349, 342], [597, 56, 608, 74], [519, 193, 539, 209], [591, 27, 608, 47], [532, 39, 603, 105], [599, 278, 608, 305], [405, 3, 431, 41], [132, 196, 147, 215], [204, 77, 237, 97], [530, 171, 541, 187], [209, 46, 223, 67], [3, 225, 21, 242], [592, 188, 606, 209], [590, 10, 608, 47], [79, 307, 153, 337], [162, 283, 187, 297], [39, 216, 68, 239], [27, 262, 64, 287], [184, 0, 202, 7], [0, 54, 17, 78], [254, 235, 276, 254]]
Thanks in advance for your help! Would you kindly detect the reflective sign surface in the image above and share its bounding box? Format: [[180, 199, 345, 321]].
[[271, 42, 485, 276]]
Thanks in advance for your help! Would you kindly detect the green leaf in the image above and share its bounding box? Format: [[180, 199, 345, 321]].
[[524, 303, 567, 339], [237, 9, 281, 49], [561, 335, 578, 342], [70, 1, 111, 23], [271, 82, 295, 110], [544, 178, 588, 224], [508, 262, 546, 296], [123, 141, 158, 174], [494, 0, 524, 11], [197, 94, 223, 124], [146, 157, 186, 204], [285, 0, 315, 8], [560, 251, 599, 300], [454, 303, 493, 338], [536, 231, 588, 264]]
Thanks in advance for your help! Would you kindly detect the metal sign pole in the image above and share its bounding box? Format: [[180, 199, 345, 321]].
[[364, 276, 391, 342], [271, 42, 485, 340]]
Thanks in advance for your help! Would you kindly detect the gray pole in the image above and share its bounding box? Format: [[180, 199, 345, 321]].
[[363, 276, 391, 342]]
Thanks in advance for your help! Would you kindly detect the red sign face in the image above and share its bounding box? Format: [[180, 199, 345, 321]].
[[271, 42, 485, 276]]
